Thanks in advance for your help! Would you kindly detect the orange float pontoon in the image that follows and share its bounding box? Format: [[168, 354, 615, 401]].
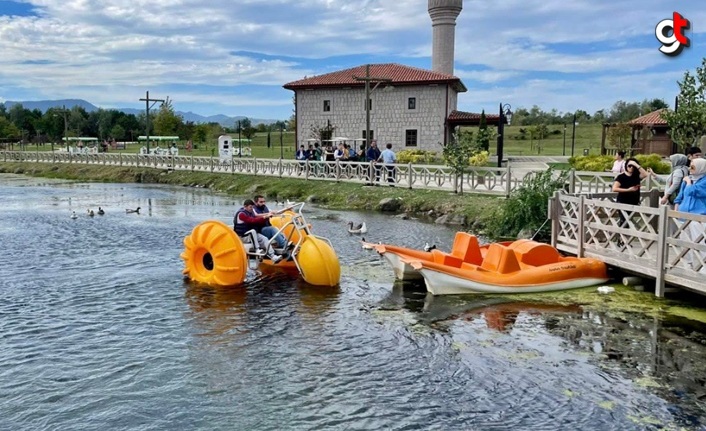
[[367, 233, 608, 295]]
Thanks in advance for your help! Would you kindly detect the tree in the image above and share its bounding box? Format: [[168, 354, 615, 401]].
[[607, 123, 632, 151], [662, 58, 706, 151], [0, 116, 21, 139], [153, 97, 183, 136], [110, 124, 126, 141], [443, 128, 476, 194], [641, 98, 668, 113], [608, 100, 641, 123]]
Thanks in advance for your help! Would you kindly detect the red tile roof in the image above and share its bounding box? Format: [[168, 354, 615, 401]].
[[448, 110, 503, 126], [627, 109, 668, 126], [283, 63, 467, 92]]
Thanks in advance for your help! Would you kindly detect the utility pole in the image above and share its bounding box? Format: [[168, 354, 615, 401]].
[[139, 91, 165, 153], [353, 64, 392, 151], [54, 105, 69, 152]]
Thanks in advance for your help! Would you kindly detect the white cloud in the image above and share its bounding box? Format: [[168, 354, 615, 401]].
[[0, 0, 702, 118]]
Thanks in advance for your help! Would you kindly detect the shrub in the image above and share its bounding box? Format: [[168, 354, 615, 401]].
[[569, 154, 670, 174], [569, 155, 613, 172], [635, 154, 670, 174], [468, 151, 489, 167], [485, 169, 568, 241], [397, 149, 438, 164]]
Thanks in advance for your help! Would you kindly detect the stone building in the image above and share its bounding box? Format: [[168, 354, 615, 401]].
[[283, 64, 467, 150], [282, 0, 499, 153]]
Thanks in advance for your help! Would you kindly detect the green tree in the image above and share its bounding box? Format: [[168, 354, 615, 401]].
[[607, 123, 633, 151], [443, 128, 476, 194], [153, 97, 183, 136], [110, 124, 125, 140], [662, 58, 706, 151], [0, 116, 21, 139]]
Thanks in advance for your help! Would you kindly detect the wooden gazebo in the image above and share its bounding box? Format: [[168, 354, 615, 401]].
[[600, 109, 673, 157]]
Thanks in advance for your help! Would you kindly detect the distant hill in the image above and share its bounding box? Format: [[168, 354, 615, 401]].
[[2, 99, 279, 126]]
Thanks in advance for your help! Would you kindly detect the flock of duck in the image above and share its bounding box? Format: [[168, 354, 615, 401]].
[[70, 206, 141, 219]]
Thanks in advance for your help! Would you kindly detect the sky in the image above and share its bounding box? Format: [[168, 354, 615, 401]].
[[0, 0, 704, 121]]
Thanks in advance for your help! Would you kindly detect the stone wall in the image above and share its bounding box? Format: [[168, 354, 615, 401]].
[[295, 85, 458, 151]]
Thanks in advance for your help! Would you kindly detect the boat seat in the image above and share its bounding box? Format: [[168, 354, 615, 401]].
[[480, 243, 521, 274], [431, 249, 463, 268], [509, 241, 561, 267], [450, 232, 484, 265]]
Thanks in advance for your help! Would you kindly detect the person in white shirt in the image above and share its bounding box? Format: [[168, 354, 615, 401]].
[[610, 151, 626, 176], [379, 143, 397, 186]]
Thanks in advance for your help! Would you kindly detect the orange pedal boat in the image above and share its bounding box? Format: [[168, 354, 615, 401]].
[[367, 232, 608, 295]]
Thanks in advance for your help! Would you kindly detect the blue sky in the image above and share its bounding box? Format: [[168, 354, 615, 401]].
[[0, 0, 703, 120]]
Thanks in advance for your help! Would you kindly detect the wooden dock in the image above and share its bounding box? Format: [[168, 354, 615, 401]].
[[550, 190, 706, 296]]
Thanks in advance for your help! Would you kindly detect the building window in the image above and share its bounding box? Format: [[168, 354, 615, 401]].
[[364, 98, 372, 111], [408, 97, 416, 110], [323, 100, 331, 112], [362, 130, 374, 141], [405, 129, 418, 147]]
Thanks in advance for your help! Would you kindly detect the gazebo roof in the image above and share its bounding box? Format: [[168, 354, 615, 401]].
[[627, 109, 668, 126], [447, 110, 503, 126]]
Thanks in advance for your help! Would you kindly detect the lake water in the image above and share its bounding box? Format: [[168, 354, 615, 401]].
[[1, 174, 706, 431]]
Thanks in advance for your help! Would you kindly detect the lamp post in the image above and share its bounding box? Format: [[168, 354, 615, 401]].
[[280, 124, 284, 159], [353, 64, 392, 151], [496, 103, 513, 168], [139, 91, 165, 154], [563, 123, 567, 156], [570, 112, 577, 157], [237, 120, 242, 158]]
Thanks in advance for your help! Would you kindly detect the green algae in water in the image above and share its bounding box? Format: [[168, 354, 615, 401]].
[[598, 400, 616, 410]]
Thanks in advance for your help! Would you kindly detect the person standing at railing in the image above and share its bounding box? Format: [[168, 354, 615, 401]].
[[612, 158, 649, 231], [366, 140, 382, 185], [673, 158, 706, 272], [660, 154, 689, 206], [379, 143, 397, 186]]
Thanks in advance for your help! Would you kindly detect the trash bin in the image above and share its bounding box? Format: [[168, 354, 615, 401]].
[[583, 149, 589, 156]]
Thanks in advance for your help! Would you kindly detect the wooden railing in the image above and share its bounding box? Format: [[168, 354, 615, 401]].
[[550, 190, 706, 296], [1, 151, 663, 197]]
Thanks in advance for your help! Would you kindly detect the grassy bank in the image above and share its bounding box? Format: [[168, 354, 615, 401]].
[[0, 162, 502, 230]]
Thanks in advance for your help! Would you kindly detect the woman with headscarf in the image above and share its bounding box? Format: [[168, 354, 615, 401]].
[[673, 158, 706, 272], [660, 153, 689, 206]]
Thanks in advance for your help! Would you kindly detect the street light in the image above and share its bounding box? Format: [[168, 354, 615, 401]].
[[237, 120, 242, 158], [280, 124, 284, 159], [570, 112, 577, 157], [496, 103, 513, 168], [563, 123, 567, 156]]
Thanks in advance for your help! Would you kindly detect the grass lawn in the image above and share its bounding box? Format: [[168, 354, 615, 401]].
[[12, 123, 607, 159], [501, 123, 604, 157]]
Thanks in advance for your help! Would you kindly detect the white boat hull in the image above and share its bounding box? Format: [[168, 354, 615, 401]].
[[417, 267, 608, 295], [381, 252, 423, 280]]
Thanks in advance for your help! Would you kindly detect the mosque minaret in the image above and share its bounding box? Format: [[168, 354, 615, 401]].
[[428, 0, 463, 76]]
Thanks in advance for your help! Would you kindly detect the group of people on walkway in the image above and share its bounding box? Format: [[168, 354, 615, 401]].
[[296, 139, 398, 185], [612, 146, 706, 271]]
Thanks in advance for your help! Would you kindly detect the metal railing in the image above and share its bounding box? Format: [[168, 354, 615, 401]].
[[1, 151, 663, 197]]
